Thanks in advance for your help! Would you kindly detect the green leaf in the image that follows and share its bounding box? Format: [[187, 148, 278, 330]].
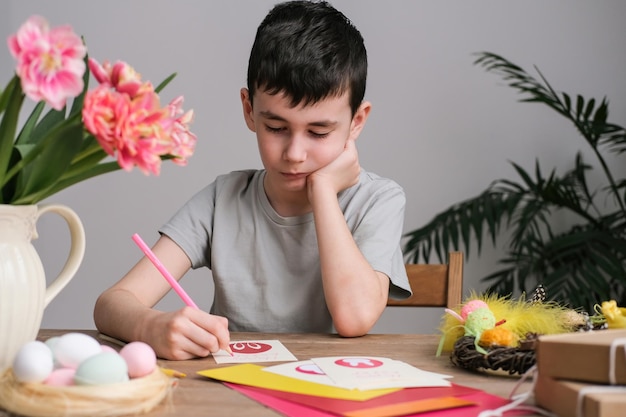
[[33, 159, 121, 203], [27, 106, 68, 145], [583, 98, 596, 121], [61, 144, 110, 181], [15, 101, 45, 145], [12, 120, 83, 202], [69, 51, 91, 118], [0, 75, 19, 115], [575, 95, 584, 121], [0, 76, 24, 194], [562, 93, 571, 113], [155, 73, 177, 93]]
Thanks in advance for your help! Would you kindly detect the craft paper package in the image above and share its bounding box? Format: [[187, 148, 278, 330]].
[[536, 329, 626, 385], [534, 375, 626, 417]]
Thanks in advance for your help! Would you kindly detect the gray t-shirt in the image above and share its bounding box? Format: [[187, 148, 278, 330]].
[[159, 169, 411, 333]]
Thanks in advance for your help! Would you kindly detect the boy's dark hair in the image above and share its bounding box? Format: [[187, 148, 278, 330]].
[[247, 0, 367, 115]]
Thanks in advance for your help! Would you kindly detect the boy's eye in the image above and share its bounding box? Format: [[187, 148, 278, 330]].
[[265, 125, 286, 134], [309, 131, 330, 139], [264, 124, 330, 139]]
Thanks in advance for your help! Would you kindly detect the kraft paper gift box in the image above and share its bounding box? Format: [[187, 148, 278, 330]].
[[536, 329, 626, 385], [534, 374, 626, 417]]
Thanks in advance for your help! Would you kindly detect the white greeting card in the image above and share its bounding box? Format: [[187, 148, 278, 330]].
[[310, 356, 452, 390], [212, 340, 298, 364], [262, 360, 338, 386]]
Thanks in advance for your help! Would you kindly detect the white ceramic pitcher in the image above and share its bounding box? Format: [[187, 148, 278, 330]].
[[0, 204, 85, 371]]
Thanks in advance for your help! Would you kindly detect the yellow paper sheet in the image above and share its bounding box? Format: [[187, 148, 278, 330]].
[[197, 364, 399, 401]]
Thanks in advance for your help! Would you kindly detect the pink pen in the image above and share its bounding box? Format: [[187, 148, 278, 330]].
[[132, 233, 198, 308], [131, 233, 233, 356]]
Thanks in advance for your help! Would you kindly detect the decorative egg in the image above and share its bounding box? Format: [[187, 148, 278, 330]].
[[119, 341, 157, 378], [44, 337, 62, 368], [53, 333, 102, 369], [44, 336, 60, 352], [12, 341, 54, 383], [44, 368, 76, 386], [460, 299, 489, 320], [100, 344, 117, 354], [74, 352, 129, 385], [464, 307, 496, 337]]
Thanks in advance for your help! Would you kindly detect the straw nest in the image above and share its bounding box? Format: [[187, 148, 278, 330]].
[[450, 335, 536, 376], [0, 367, 177, 417]]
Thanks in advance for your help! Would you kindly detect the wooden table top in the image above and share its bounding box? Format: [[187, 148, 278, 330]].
[[1, 330, 536, 417]]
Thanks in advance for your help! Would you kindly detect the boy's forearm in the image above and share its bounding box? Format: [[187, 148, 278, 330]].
[[93, 288, 152, 343], [311, 187, 388, 336]]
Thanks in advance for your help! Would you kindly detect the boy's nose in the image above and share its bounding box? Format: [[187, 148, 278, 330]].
[[284, 135, 306, 162]]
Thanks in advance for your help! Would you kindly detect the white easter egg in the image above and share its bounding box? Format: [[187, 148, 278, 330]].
[[12, 341, 54, 383], [53, 333, 102, 369], [44, 336, 62, 368]]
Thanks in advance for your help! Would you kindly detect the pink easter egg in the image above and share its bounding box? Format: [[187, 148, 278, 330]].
[[44, 368, 76, 386], [460, 299, 489, 320], [100, 344, 117, 353], [119, 342, 157, 378]]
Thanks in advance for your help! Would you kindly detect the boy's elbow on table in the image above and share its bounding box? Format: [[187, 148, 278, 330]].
[[335, 327, 369, 338], [333, 317, 376, 338]]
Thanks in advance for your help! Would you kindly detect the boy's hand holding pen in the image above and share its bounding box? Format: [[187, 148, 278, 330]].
[[132, 233, 234, 356]]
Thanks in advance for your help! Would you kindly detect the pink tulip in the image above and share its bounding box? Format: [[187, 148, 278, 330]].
[[82, 85, 124, 155], [7, 15, 86, 110], [83, 83, 174, 175], [87, 58, 110, 85], [88, 58, 144, 98], [166, 96, 197, 166], [83, 56, 196, 175]]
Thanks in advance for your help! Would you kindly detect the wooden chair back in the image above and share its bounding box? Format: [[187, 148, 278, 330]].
[[387, 252, 464, 308]]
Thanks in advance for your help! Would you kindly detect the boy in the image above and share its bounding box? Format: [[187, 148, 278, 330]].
[[94, 0, 411, 360]]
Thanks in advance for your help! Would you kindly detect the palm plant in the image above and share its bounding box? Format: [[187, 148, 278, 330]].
[[403, 52, 626, 313]]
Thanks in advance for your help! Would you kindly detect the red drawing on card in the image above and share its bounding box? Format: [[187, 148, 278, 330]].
[[334, 358, 384, 368], [230, 342, 272, 354], [295, 363, 326, 375]]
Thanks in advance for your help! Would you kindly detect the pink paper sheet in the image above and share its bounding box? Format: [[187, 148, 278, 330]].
[[225, 382, 528, 417], [229, 383, 480, 415]]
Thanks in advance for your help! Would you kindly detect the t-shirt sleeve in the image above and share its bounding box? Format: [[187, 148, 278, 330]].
[[158, 182, 216, 269], [348, 177, 412, 300]]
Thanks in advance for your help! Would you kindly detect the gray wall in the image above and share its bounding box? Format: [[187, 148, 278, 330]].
[[2, 1, 625, 334]]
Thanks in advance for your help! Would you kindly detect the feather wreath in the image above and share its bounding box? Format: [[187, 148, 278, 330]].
[[436, 289, 587, 375]]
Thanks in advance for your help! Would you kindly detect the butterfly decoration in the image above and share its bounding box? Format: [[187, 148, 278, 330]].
[[530, 285, 546, 304]]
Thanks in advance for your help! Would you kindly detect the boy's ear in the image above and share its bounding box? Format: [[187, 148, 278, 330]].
[[349, 100, 372, 141], [240, 88, 257, 132]]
